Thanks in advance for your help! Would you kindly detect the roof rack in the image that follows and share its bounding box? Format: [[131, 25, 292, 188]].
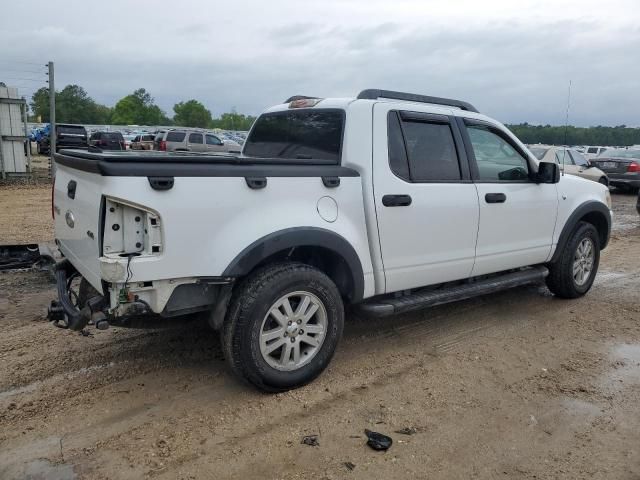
[[357, 89, 479, 113]]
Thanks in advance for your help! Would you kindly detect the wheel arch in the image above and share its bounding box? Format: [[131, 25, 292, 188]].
[[550, 201, 611, 263], [222, 227, 365, 302]]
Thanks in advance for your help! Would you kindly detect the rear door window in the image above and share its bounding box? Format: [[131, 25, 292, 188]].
[[166, 131, 186, 142], [387, 110, 462, 182], [243, 109, 344, 163], [188, 133, 203, 144]]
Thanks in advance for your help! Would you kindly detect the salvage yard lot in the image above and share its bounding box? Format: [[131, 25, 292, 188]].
[[1, 187, 639, 479]]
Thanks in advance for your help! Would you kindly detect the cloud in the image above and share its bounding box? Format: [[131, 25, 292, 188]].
[[0, 0, 638, 126]]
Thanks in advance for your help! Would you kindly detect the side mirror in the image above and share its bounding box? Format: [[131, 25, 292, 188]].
[[536, 161, 560, 184]]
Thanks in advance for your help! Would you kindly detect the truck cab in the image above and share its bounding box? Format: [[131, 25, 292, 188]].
[[49, 89, 612, 392]]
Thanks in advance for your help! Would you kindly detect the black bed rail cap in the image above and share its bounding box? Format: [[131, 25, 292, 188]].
[[356, 89, 479, 113]]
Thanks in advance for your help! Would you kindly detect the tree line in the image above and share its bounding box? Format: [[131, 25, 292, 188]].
[[29, 85, 256, 131], [506, 123, 640, 147]]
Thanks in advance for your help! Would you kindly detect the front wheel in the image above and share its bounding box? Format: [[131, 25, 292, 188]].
[[546, 221, 600, 298], [222, 262, 344, 392]]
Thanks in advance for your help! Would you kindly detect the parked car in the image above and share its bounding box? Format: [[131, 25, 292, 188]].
[[528, 145, 609, 185], [154, 128, 241, 153], [49, 89, 611, 392], [130, 133, 156, 150], [590, 148, 640, 192], [89, 131, 125, 151], [122, 134, 136, 150], [584, 146, 608, 160], [38, 124, 88, 154]]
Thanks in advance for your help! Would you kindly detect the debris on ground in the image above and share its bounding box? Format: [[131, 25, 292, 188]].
[[301, 435, 319, 447], [395, 427, 418, 435], [364, 429, 393, 451], [343, 461, 356, 471]]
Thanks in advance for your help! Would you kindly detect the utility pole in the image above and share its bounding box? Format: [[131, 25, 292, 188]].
[[22, 97, 31, 173], [47, 61, 56, 176]]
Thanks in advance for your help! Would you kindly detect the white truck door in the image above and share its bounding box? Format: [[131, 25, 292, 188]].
[[372, 104, 480, 293], [460, 120, 558, 276]]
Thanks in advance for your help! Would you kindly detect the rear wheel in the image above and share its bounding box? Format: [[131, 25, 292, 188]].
[[598, 177, 609, 186], [222, 262, 344, 392], [546, 222, 600, 298]]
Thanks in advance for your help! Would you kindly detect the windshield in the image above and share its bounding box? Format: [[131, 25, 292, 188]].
[[597, 149, 640, 159], [243, 109, 344, 163], [528, 146, 549, 160]]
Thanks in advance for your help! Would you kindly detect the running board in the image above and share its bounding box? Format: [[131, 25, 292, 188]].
[[358, 266, 549, 317]]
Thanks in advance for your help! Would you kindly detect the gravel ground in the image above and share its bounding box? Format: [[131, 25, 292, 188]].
[[0, 189, 639, 479], [0, 182, 53, 244]]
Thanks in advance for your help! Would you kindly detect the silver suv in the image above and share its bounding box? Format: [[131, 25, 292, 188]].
[[154, 129, 241, 153]]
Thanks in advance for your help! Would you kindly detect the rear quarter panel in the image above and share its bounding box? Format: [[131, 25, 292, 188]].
[[92, 175, 375, 298]]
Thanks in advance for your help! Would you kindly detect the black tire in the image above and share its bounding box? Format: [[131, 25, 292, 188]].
[[546, 221, 600, 299], [222, 262, 344, 392], [598, 177, 609, 187]]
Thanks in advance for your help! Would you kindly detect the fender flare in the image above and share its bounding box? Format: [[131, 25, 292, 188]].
[[549, 200, 611, 263], [222, 227, 365, 301]]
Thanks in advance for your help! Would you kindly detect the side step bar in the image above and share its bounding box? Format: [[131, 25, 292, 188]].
[[358, 266, 549, 317]]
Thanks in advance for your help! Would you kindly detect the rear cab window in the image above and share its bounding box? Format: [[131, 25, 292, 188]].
[[103, 132, 123, 141], [243, 109, 344, 163], [58, 125, 86, 136]]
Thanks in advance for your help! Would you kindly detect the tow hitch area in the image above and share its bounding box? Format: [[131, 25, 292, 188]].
[[46, 259, 108, 330]]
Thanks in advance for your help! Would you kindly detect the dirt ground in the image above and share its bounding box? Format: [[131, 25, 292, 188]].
[[0, 187, 639, 480]]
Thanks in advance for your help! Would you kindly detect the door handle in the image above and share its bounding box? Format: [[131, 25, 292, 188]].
[[382, 194, 412, 207], [485, 193, 506, 203]]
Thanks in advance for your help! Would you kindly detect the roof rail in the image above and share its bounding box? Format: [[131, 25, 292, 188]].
[[357, 89, 479, 113], [284, 95, 318, 103]]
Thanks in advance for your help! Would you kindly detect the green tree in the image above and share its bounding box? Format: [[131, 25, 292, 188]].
[[210, 112, 256, 131], [30, 87, 50, 122], [173, 100, 212, 128], [29, 85, 112, 124], [111, 88, 168, 125]]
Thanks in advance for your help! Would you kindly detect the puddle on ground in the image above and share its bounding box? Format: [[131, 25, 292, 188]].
[[594, 271, 629, 285], [10, 458, 75, 480], [601, 344, 640, 393]]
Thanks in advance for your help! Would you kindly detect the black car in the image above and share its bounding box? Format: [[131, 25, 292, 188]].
[[89, 131, 126, 151], [37, 124, 88, 154], [590, 148, 640, 193]]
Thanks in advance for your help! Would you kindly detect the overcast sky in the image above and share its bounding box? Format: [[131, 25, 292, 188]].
[[1, 0, 639, 126]]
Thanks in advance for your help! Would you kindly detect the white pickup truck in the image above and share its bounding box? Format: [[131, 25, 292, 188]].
[[49, 89, 612, 392]]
